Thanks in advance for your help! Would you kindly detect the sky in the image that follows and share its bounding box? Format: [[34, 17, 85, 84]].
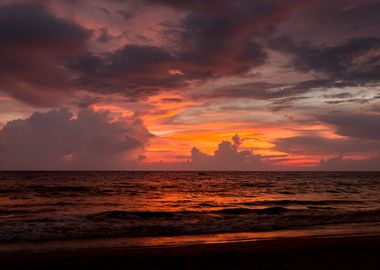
[[0, 0, 379, 170]]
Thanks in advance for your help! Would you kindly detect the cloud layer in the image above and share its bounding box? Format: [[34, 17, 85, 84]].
[[1, 0, 380, 170], [0, 108, 151, 170]]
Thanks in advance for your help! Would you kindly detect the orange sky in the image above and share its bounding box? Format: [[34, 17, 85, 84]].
[[0, 0, 379, 170]]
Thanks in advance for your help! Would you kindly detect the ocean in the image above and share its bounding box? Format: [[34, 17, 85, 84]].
[[1, 171, 380, 245]]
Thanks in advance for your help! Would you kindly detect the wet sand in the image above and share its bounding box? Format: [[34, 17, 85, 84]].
[[1, 235, 379, 270]]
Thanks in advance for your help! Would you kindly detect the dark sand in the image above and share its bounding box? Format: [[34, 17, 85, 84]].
[[1, 235, 379, 270]]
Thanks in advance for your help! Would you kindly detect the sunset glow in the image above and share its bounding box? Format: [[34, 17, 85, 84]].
[[0, 0, 379, 170]]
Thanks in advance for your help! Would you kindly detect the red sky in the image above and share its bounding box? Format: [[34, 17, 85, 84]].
[[0, 0, 379, 170]]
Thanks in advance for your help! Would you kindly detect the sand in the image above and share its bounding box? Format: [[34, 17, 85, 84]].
[[0, 235, 379, 269]]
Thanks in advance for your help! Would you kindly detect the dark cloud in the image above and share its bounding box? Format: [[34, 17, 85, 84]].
[[206, 81, 280, 99], [327, 1, 380, 39], [324, 98, 371, 104], [67, 1, 307, 99], [318, 112, 380, 141], [268, 96, 309, 111], [109, 45, 174, 72], [69, 45, 186, 100], [116, 9, 133, 20], [102, 1, 298, 89], [73, 96, 103, 108], [318, 155, 380, 171], [2, 0, 380, 171], [175, 14, 268, 78], [96, 27, 113, 43], [0, 4, 91, 106], [142, 0, 225, 13], [274, 136, 380, 156], [270, 36, 380, 83], [171, 1, 308, 80], [0, 4, 89, 51], [161, 98, 183, 103], [2, 0, 380, 106], [94, 6, 110, 16], [322, 93, 355, 99], [71, 1, 282, 96], [203, 79, 352, 100], [0, 108, 151, 170]]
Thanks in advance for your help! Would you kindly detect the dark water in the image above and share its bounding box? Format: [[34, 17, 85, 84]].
[[0, 171, 380, 243]]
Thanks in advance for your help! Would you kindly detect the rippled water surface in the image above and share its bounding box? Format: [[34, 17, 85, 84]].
[[0, 171, 380, 242]]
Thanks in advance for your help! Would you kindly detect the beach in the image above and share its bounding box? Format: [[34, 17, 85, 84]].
[[1, 234, 379, 270]]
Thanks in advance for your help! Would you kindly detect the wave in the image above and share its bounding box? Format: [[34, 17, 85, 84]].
[[241, 199, 362, 207], [26, 185, 93, 193], [0, 171, 379, 243], [88, 207, 294, 221], [0, 208, 54, 216], [213, 207, 290, 215], [1, 208, 380, 242], [87, 210, 180, 221]]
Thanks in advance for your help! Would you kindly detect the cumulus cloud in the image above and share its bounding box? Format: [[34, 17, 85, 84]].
[[0, 108, 151, 170], [188, 135, 271, 171], [147, 133, 378, 171]]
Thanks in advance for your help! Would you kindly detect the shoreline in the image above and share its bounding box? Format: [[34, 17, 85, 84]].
[[1, 221, 380, 253], [1, 234, 379, 269]]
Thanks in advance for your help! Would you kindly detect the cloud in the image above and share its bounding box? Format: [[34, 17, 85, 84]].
[[335, 2, 380, 37], [147, 133, 379, 171], [2, 0, 380, 107], [204, 81, 307, 100], [57, 0, 305, 104], [322, 92, 354, 99], [69, 45, 186, 100], [1, 0, 380, 170], [197, 76, 373, 103], [160, 98, 183, 103], [174, 12, 269, 78], [317, 155, 380, 171], [0, 3, 91, 107], [0, 4, 89, 51], [141, 0, 225, 13], [318, 112, 380, 141], [274, 135, 380, 156], [0, 108, 151, 170], [270, 36, 380, 84], [67, 0, 307, 100], [5, 1, 378, 106], [70, 1, 280, 98], [188, 135, 271, 170]]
